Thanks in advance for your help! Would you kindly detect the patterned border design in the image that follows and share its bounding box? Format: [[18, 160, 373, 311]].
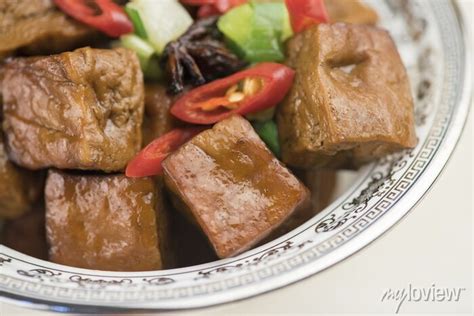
[[0, 0, 470, 311]]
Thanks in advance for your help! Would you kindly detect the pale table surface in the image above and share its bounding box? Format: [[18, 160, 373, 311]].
[[1, 1, 473, 315]]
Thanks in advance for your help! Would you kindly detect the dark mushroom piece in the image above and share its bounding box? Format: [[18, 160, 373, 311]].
[[162, 16, 247, 95]]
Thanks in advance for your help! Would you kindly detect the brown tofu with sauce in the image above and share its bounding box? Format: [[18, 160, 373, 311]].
[[285, 170, 336, 228], [163, 115, 309, 258], [1, 47, 144, 172], [278, 24, 417, 169], [142, 84, 180, 146], [45, 170, 168, 271], [0, 134, 43, 219], [325, 0, 378, 25], [265, 169, 337, 241], [0, 0, 99, 58]]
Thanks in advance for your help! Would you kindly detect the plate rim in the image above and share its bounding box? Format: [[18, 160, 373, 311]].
[[1, 0, 472, 312]]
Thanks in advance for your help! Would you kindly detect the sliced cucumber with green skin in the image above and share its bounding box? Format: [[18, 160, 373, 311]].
[[120, 34, 162, 80], [121, 34, 154, 61], [126, 0, 193, 54], [125, 6, 148, 39], [218, 1, 293, 63]]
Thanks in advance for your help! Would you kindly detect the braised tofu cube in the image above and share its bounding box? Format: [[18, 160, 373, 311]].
[[163, 115, 309, 258], [45, 170, 167, 271], [0, 0, 98, 58], [142, 84, 180, 146], [1, 47, 144, 172], [281, 170, 336, 232], [278, 24, 417, 169], [265, 169, 336, 241], [0, 134, 43, 219], [325, 0, 378, 25]]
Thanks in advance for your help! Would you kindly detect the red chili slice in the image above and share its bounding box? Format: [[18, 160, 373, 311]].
[[181, 0, 247, 17], [197, 4, 221, 17], [54, 0, 133, 37], [126, 127, 206, 178], [170, 63, 295, 125], [285, 0, 330, 33]]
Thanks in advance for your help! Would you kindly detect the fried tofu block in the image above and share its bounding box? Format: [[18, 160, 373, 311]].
[[142, 84, 180, 147], [0, 134, 43, 219], [325, 0, 378, 25], [1, 47, 144, 172], [45, 170, 167, 271], [163, 115, 309, 258], [2, 207, 48, 260], [264, 169, 337, 241], [278, 24, 417, 169], [286, 169, 336, 228], [0, 0, 98, 58]]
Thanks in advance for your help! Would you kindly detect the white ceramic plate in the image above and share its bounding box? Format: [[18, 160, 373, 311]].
[[0, 0, 472, 312]]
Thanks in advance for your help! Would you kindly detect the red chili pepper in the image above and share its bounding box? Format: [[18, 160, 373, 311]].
[[181, 0, 247, 17], [126, 127, 206, 178], [285, 0, 329, 33], [54, 0, 133, 37], [171, 63, 295, 125], [197, 5, 221, 17]]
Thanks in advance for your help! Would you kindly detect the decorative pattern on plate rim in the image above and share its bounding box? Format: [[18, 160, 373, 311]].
[[0, 0, 470, 312]]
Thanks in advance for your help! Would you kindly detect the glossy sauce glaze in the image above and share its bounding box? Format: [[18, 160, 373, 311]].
[[0, 133, 43, 218], [278, 23, 417, 169], [1, 47, 144, 172], [45, 171, 166, 271], [163, 115, 309, 258], [325, 0, 378, 25], [0, 0, 99, 58]]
